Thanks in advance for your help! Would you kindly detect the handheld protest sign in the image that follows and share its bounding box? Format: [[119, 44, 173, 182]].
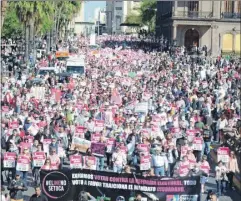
[[192, 137, 203, 151], [83, 156, 97, 170], [33, 152, 46, 167], [70, 155, 82, 169], [217, 147, 230, 163], [140, 155, 151, 171], [3, 152, 17, 168], [16, 155, 30, 172]]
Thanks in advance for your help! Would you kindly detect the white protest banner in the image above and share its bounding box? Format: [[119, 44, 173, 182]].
[[3, 152, 17, 168], [217, 147, 230, 163], [83, 156, 97, 170], [140, 155, 151, 171], [70, 137, 91, 153], [193, 137, 203, 151], [70, 155, 82, 169], [106, 138, 116, 153], [134, 102, 148, 114], [16, 155, 30, 171], [33, 152, 46, 167]]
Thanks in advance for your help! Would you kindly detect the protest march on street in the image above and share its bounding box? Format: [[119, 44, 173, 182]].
[[1, 33, 241, 201]]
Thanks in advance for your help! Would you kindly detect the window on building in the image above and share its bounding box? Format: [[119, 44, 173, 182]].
[[237, 1, 241, 13], [115, 7, 122, 10], [116, 16, 121, 30], [188, 1, 199, 12], [224, 1, 234, 13]]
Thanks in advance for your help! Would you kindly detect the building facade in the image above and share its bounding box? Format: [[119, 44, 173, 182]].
[[156, 1, 241, 56], [106, 1, 140, 34], [94, 8, 106, 24], [69, 2, 88, 35]]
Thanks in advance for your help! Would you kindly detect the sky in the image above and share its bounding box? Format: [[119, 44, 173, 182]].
[[84, 1, 106, 22]]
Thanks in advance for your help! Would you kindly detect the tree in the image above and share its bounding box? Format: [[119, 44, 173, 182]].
[[139, 0, 157, 32], [2, 3, 23, 37], [0, 0, 8, 29], [1, 1, 82, 57], [124, 0, 157, 33], [56, 1, 81, 39], [125, 12, 142, 24]]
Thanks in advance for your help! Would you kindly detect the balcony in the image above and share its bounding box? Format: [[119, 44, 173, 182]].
[[221, 12, 241, 19], [173, 11, 213, 19]]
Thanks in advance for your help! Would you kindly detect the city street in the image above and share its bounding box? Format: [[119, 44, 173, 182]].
[[1, 1, 241, 201]]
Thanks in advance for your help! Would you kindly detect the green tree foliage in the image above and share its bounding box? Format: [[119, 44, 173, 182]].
[[125, 12, 142, 24], [139, 0, 157, 32], [2, 1, 81, 37], [2, 3, 22, 37], [124, 0, 157, 32]]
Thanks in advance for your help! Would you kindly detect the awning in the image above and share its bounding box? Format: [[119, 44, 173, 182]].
[[120, 23, 140, 27]]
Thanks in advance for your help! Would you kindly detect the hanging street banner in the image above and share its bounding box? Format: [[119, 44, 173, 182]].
[[40, 169, 201, 201]]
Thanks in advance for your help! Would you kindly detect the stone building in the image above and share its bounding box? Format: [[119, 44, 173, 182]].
[[156, 1, 241, 56], [106, 1, 140, 34]]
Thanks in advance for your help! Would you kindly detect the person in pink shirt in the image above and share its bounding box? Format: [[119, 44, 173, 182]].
[[41, 158, 51, 170], [48, 149, 60, 169], [187, 148, 196, 162]]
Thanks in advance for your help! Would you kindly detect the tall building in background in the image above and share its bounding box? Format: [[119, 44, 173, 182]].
[[70, 2, 86, 35], [94, 8, 106, 24], [156, 1, 241, 56], [106, 1, 140, 34]]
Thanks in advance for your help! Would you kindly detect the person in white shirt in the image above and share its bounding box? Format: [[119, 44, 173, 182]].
[[151, 148, 168, 176], [216, 115, 228, 143], [112, 147, 126, 173], [215, 161, 228, 196]]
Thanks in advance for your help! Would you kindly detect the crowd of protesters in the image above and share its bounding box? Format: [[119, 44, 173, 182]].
[[1, 34, 241, 201]]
